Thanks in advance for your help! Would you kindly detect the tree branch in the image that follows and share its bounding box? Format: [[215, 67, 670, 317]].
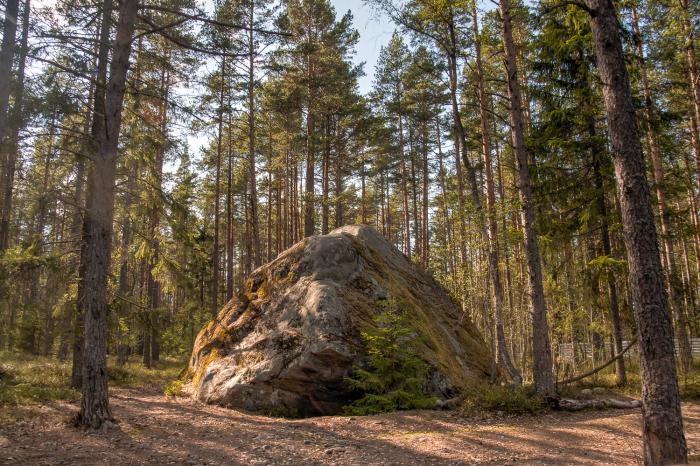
[[138, 4, 291, 37], [137, 16, 248, 58], [539, 1, 594, 17], [557, 337, 638, 385]]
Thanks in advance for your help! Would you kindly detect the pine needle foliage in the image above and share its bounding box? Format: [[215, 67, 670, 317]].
[[343, 299, 436, 415]]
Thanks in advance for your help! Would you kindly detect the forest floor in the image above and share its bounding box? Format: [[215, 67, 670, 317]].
[[1, 354, 700, 465], [2, 388, 700, 465]]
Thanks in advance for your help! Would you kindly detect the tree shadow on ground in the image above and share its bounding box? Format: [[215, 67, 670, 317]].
[[2, 388, 697, 465]]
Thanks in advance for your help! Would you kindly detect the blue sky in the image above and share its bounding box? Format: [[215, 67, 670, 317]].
[[180, 0, 396, 156], [329, 0, 395, 94]]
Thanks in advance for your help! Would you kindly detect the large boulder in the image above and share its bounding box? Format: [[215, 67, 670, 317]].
[[188, 225, 495, 416]]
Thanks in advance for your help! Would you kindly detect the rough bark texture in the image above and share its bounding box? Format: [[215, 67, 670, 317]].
[[144, 67, 169, 366], [0, 0, 18, 145], [189, 225, 494, 416], [631, 5, 692, 374], [226, 111, 235, 300], [0, 0, 20, 252], [421, 122, 429, 267], [72, 0, 113, 391], [77, 0, 139, 429], [500, 0, 553, 394], [586, 0, 687, 463], [443, 24, 467, 267]]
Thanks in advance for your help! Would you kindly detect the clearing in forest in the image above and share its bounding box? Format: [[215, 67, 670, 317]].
[[1, 386, 699, 465]]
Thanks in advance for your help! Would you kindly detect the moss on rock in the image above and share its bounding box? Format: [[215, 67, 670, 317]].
[[188, 225, 496, 416]]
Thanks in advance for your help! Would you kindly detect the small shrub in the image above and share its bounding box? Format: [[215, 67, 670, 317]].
[[482, 386, 544, 414], [108, 365, 132, 385], [163, 380, 186, 397], [682, 383, 700, 401], [343, 299, 436, 415], [463, 385, 544, 416]]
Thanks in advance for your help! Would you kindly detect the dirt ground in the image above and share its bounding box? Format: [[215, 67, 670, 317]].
[[1, 388, 698, 465]]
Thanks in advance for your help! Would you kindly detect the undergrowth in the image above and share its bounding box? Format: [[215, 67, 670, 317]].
[[342, 299, 436, 415], [0, 352, 78, 405], [108, 358, 184, 390], [462, 386, 545, 416], [562, 359, 700, 401], [163, 380, 186, 397], [0, 351, 185, 406]]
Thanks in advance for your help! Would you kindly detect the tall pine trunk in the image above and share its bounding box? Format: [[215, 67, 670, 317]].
[[322, 115, 330, 234], [212, 58, 225, 318], [398, 113, 411, 257], [631, 4, 692, 374], [72, 0, 113, 390], [585, 0, 687, 462], [472, 0, 521, 386], [500, 0, 552, 392], [304, 52, 316, 237], [248, 2, 261, 267], [334, 124, 343, 229], [77, 0, 139, 429], [0, 0, 19, 216], [592, 141, 626, 385], [421, 121, 429, 267], [226, 108, 235, 300], [145, 66, 169, 366], [0, 0, 28, 252]]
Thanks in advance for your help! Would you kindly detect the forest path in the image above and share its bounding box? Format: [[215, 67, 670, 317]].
[[1, 388, 699, 465]]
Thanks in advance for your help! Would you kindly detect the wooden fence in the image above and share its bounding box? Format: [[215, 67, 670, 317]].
[[558, 338, 700, 364]]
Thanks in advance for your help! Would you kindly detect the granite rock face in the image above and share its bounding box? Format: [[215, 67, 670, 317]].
[[189, 225, 494, 416]]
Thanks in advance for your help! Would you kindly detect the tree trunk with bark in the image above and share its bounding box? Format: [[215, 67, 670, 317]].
[[334, 123, 343, 229], [500, 0, 553, 394], [631, 4, 692, 374], [0, 0, 28, 252], [226, 104, 234, 300], [585, 0, 687, 463], [212, 57, 225, 318], [304, 49, 316, 238], [592, 145, 626, 386], [0, 0, 19, 177], [72, 0, 113, 390], [77, 0, 139, 429], [398, 113, 411, 257], [248, 3, 262, 267], [145, 66, 169, 366], [421, 121, 429, 267], [322, 115, 330, 234]]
